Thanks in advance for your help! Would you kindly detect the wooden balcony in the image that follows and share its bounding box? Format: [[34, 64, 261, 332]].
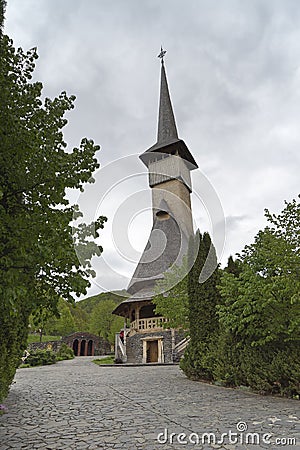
[[130, 317, 169, 333]]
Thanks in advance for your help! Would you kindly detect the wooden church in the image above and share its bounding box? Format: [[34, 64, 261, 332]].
[[113, 51, 198, 364]]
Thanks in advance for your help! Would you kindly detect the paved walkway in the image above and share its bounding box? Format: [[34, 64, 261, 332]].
[[0, 357, 299, 450]]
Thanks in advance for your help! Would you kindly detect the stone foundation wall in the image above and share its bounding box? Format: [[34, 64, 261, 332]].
[[126, 329, 185, 364]]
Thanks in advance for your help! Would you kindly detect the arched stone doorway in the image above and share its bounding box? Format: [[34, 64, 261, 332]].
[[80, 339, 86, 356], [87, 339, 94, 356], [63, 332, 110, 356], [73, 339, 79, 356]]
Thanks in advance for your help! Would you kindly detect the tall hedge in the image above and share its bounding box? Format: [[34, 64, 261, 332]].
[[180, 231, 220, 380]]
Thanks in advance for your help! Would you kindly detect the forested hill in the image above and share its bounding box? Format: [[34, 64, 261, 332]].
[[77, 290, 128, 314], [28, 290, 129, 343]]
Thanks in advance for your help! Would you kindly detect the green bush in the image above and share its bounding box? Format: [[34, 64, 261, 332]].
[[19, 344, 74, 368], [56, 343, 74, 361], [180, 341, 214, 381], [239, 342, 300, 397], [25, 349, 57, 367], [0, 307, 29, 402], [209, 332, 244, 388], [181, 330, 300, 398]]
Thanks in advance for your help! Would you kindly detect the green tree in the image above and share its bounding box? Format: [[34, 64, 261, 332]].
[[218, 199, 300, 347], [43, 299, 75, 336], [0, 0, 5, 34], [224, 255, 241, 277], [0, 30, 106, 400], [181, 231, 221, 380], [69, 302, 89, 332], [89, 299, 123, 345], [28, 307, 53, 342], [153, 257, 189, 330], [29, 300, 89, 340], [77, 290, 127, 315], [216, 197, 300, 395]]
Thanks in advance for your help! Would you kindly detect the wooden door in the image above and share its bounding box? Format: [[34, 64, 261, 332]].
[[147, 340, 158, 363]]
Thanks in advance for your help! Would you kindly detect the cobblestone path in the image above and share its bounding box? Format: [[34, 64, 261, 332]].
[[0, 357, 299, 449]]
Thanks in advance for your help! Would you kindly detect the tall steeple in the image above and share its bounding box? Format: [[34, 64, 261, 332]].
[[157, 60, 179, 145], [112, 50, 199, 365], [140, 49, 198, 169], [122, 49, 198, 295]]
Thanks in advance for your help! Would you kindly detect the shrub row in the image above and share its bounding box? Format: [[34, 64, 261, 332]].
[[180, 336, 300, 398], [21, 344, 74, 368]]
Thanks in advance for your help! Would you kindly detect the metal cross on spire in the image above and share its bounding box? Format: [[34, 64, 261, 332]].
[[158, 46, 167, 64]]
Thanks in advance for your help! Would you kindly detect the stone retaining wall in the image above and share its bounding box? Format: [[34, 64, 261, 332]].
[[28, 340, 62, 352], [27, 332, 111, 356]]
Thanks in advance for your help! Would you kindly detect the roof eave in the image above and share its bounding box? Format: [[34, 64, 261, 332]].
[[139, 139, 198, 169]]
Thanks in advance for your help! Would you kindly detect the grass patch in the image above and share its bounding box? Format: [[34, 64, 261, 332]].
[[27, 334, 62, 344], [93, 356, 115, 365], [19, 363, 31, 369]]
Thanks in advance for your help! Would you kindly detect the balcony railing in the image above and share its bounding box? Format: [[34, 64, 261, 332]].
[[130, 317, 169, 332]]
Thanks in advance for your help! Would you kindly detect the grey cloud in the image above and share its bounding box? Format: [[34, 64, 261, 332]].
[[5, 0, 300, 295], [224, 215, 248, 232]]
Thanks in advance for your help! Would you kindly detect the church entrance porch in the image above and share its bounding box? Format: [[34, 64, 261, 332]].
[[142, 337, 164, 364]]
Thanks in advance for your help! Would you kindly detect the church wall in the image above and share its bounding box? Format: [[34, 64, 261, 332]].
[[152, 179, 193, 237], [148, 155, 192, 190]]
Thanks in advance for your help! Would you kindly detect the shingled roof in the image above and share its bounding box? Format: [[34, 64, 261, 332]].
[[139, 61, 198, 169], [127, 205, 188, 295], [112, 287, 155, 316], [112, 207, 189, 316]]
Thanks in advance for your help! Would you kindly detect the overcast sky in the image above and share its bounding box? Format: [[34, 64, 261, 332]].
[[5, 0, 300, 297]]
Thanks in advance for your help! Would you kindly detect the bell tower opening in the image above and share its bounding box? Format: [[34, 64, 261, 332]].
[[156, 210, 170, 220]]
